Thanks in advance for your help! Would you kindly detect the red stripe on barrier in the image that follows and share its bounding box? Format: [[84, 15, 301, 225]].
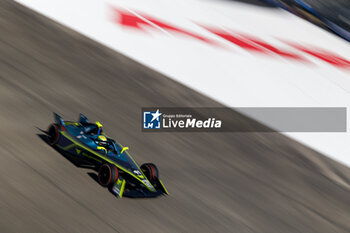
[[112, 7, 217, 45], [242, 35, 305, 61], [287, 43, 350, 69], [111, 6, 350, 70]]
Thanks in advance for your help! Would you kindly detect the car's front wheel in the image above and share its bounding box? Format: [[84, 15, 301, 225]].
[[98, 163, 118, 187], [140, 163, 159, 181]]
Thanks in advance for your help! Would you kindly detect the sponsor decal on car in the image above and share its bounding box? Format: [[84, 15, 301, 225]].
[[142, 179, 156, 191]]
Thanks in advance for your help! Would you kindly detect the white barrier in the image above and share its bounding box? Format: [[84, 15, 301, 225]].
[[16, 0, 350, 166]]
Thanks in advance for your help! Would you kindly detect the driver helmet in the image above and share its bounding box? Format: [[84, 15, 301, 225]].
[[95, 135, 107, 147]]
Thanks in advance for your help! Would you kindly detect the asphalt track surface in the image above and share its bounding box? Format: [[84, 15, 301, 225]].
[[1, 1, 350, 232]]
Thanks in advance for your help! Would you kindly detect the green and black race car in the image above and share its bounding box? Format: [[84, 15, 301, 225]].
[[47, 113, 168, 198]]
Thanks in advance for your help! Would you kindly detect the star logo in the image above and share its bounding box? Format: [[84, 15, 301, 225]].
[[143, 109, 162, 129], [151, 109, 162, 122]]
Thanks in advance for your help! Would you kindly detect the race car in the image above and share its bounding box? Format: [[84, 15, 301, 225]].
[[46, 113, 168, 198], [262, 0, 350, 42]]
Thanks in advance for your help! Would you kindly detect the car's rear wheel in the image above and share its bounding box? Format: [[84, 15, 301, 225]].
[[47, 124, 59, 146], [98, 163, 118, 187], [140, 163, 159, 181]]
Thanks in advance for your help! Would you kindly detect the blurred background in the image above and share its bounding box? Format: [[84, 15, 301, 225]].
[[1, 0, 350, 232]]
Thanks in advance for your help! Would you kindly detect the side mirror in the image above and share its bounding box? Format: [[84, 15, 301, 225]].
[[121, 147, 129, 154]]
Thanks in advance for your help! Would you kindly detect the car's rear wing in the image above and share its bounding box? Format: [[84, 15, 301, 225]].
[[78, 113, 89, 124]]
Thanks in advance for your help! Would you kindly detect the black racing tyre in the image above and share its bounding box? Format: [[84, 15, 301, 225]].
[[140, 163, 159, 181], [98, 163, 118, 187], [47, 124, 59, 146]]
